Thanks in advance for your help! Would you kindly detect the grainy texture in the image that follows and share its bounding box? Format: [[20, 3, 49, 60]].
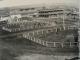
[[0, 3, 79, 60]]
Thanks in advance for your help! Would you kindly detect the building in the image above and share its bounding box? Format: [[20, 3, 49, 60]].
[[36, 6, 79, 30], [1, 5, 79, 32]]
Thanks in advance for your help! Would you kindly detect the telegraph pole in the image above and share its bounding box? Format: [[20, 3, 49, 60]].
[[62, 9, 66, 30]]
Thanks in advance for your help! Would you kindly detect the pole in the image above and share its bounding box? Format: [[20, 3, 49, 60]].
[[63, 9, 66, 30]]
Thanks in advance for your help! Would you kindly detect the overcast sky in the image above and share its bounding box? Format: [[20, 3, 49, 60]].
[[0, 0, 79, 8]]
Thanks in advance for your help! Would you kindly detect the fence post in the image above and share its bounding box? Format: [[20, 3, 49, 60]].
[[70, 42, 72, 47], [56, 28, 57, 32], [61, 42, 64, 48], [54, 42, 56, 47], [45, 41, 48, 46], [38, 39, 41, 44]]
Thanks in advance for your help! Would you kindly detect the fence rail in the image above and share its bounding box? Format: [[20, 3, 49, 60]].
[[47, 42, 79, 48], [23, 33, 79, 48]]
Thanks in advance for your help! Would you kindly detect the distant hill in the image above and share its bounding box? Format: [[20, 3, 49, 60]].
[[0, 8, 10, 17]]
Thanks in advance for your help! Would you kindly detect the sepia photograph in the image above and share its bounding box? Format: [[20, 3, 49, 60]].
[[0, 0, 79, 60]]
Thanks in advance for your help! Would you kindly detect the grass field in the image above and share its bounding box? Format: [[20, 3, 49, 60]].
[[0, 29, 79, 60]]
